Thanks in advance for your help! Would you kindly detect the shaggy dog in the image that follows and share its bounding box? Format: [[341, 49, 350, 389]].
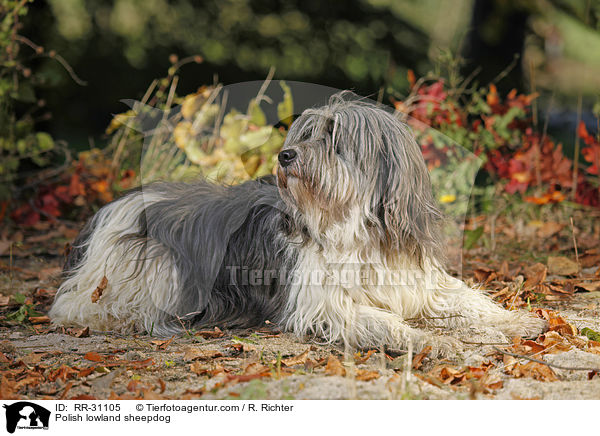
[[49, 92, 547, 354]]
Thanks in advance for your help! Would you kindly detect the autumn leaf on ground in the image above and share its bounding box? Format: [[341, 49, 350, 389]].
[[182, 347, 223, 361], [151, 336, 175, 350], [355, 369, 380, 381], [523, 263, 547, 290], [547, 256, 579, 276], [354, 349, 377, 365], [503, 355, 558, 381], [574, 281, 600, 292], [194, 326, 224, 339], [84, 351, 104, 362], [325, 355, 346, 376], [281, 349, 309, 367], [28, 316, 50, 324], [536, 222, 564, 238], [412, 346, 432, 370], [533, 309, 578, 336], [47, 365, 80, 382], [91, 276, 108, 303], [242, 362, 270, 376], [65, 326, 89, 338]]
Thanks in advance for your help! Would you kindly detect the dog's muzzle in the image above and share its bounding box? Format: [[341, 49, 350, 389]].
[[278, 149, 297, 168]]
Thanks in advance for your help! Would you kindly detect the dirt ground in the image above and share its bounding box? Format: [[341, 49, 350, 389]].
[[1, 220, 600, 400]]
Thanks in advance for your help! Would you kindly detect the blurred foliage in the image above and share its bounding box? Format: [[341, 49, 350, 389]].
[[0, 0, 58, 202], [108, 59, 292, 186], [10, 148, 136, 226], [393, 59, 600, 214], [42, 0, 428, 83], [24, 0, 435, 143], [5, 0, 600, 227]]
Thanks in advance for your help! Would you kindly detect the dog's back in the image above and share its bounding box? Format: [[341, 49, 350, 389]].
[[51, 177, 292, 334]]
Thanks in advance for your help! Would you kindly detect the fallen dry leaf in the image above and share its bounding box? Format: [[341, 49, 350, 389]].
[[182, 347, 222, 361], [243, 362, 270, 376], [29, 316, 50, 324], [574, 281, 600, 292], [580, 253, 600, 268], [281, 350, 309, 367], [537, 222, 564, 238], [523, 263, 547, 290], [194, 326, 224, 339], [354, 349, 377, 365], [21, 352, 47, 364], [225, 373, 271, 383], [547, 256, 579, 276], [190, 361, 209, 376], [503, 357, 558, 382], [325, 355, 346, 376], [47, 365, 80, 382], [538, 331, 573, 353], [65, 326, 89, 338], [151, 336, 175, 350], [84, 352, 104, 362], [412, 346, 432, 370], [91, 276, 108, 303], [355, 369, 380, 381], [498, 260, 510, 280]]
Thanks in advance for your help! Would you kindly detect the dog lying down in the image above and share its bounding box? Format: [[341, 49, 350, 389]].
[[49, 92, 547, 355]]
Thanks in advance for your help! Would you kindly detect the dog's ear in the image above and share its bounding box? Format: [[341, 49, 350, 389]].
[[372, 122, 444, 265]]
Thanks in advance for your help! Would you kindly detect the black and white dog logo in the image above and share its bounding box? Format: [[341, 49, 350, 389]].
[[3, 402, 50, 433]]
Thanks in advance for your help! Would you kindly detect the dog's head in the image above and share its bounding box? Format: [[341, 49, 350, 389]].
[[277, 91, 443, 264]]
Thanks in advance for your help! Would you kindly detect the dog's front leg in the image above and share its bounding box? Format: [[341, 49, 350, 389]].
[[430, 272, 548, 339], [348, 305, 461, 357]]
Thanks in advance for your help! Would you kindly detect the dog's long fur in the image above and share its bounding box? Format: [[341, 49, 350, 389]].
[[49, 92, 547, 354]]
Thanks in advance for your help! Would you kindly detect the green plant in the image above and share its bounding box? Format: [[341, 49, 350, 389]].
[[392, 54, 600, 215], [6, 293, 42, 324], [107, 60, 293, 186], [0, 0, 59, 202]]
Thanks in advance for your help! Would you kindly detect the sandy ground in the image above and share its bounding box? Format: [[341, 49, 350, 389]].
[[1, 248, 599, 400]]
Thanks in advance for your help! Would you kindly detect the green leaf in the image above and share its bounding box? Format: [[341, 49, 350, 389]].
[[581, 327, 600, 342], [12, 293, 26, 304], [15, 82, 35, 103], [36, 132, 54, 151], [232, 335, 258, 345], [277, 81, 294, 126], [463, 226, 484, 250], [247, 99, 266, 126]]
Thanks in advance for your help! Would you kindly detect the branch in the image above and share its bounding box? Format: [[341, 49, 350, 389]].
[[493, 346, 600, 372], [15, 35, 87, 86]]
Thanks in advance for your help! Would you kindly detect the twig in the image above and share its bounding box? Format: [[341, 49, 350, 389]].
[[490, 53, 519, 85], [571, 93, 583, 200], [15, 35, 87, 86], [507, 285, 522, 310], [175, 315, 188, 332], [529, 60, 538, 129], [405, 314, 465, 321], [570, 217, 580, 275], [494, 346, 599, 372], [460, 340, 510, 346], [495, 342, 557, 372]]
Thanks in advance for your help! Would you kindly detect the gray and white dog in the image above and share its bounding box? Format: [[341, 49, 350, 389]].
[[49, 92, 547, 354]]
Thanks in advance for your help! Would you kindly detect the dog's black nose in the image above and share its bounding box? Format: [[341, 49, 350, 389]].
[[278, 149, 297, 167]]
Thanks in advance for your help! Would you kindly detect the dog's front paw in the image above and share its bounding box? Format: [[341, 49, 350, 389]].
[[497, 311, 548, 339], [425, 335, 462, 358]]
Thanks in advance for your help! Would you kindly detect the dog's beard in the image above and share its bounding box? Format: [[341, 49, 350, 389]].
[[276, 149, 366, 246]]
